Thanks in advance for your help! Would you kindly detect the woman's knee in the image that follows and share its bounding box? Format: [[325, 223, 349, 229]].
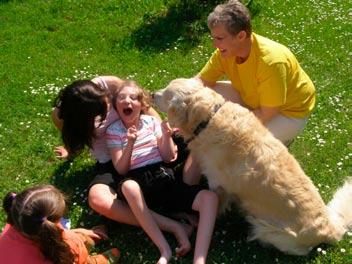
[[192, 190, 219, 211], [266, 115, 308, 144], [120, 180, 141, 199], [88, 184, 116, 212]]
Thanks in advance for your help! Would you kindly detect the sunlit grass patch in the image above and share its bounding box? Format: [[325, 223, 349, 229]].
[[0, 0, 351, 263]]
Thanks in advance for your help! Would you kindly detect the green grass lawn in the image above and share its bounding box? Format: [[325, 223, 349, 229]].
[[0, 0, 351, 263]]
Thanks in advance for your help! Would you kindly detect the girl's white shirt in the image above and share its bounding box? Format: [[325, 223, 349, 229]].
[[90, 77, 119, 163]]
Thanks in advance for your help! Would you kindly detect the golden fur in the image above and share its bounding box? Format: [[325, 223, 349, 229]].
[[153, 78, 352, 255]]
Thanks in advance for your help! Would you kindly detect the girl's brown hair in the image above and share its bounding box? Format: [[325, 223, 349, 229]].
[[54, 80, 109, 156], [3, 185, 75, 264]]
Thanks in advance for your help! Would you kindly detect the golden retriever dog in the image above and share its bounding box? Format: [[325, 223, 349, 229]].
[[153, 78, 352, 255]]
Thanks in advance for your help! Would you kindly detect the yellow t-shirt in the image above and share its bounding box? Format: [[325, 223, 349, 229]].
[[199, 33, 316, 118]]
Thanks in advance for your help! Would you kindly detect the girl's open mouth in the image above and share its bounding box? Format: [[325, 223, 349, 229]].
[[123, 107, 133, 115]]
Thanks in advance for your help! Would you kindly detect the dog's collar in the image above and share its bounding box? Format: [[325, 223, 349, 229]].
[[185, 103, 223, 144]]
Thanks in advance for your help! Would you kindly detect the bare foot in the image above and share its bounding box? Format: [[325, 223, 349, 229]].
[[173, 224, 191, 257], [157, 256, 168, 264], [157, 248, 171, 264]]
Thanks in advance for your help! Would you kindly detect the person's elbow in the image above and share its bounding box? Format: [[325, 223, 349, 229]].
[[194, 75, 216, 89], [52, 107, 63, 130], [168, 151, 178, 163], [162, 149, 177, 163], [111, 159, 127, 175], [116, 165, 128, 176]]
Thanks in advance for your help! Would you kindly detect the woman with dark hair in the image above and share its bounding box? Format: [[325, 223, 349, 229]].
[[0, 184, 119, 264], [54, 79, 110, 156], [52, 76, 193, 255]]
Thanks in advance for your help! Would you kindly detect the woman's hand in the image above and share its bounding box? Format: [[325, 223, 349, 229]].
[[54, 146, 69, 159]]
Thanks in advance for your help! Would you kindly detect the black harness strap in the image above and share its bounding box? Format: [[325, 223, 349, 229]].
[[185, 103, 223, 144]]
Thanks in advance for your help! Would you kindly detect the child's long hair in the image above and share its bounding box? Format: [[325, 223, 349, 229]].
[[3, 185, 75, 264], [111, 80, 151, 113], [54, 80, 108, 156]]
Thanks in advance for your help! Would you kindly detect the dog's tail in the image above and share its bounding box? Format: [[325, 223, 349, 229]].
[[246, 216, 311, 255], [327, 177, 352, 235]]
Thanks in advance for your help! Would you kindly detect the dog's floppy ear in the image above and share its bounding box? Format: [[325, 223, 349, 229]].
[[167, 96, 188, 128]]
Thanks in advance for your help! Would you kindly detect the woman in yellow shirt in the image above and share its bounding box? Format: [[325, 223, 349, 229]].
[[197, 0, 315, 146]]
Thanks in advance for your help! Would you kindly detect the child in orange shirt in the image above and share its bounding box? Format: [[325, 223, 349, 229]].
[[0, 184, 120, 264]]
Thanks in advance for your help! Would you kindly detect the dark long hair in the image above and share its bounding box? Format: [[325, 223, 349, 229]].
[[3, 185, 75, 264], [54, 80, 108, 156]]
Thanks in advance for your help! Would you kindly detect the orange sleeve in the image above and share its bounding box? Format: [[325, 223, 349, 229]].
[[62, 229, 89, 264]]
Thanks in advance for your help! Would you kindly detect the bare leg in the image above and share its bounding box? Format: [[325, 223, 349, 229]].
[[88, 183, 191, 255], [191, 190, 219, 264], [183, 155, 202, 185], [121, 180, 171, 263], [88, 183, 139, 225]]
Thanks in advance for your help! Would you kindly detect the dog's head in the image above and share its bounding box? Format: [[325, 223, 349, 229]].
[[152, 78, 204, 113], [167, 83, 226, 141]]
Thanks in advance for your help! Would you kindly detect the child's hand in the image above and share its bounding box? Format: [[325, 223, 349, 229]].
[[127, 125, 138, 142], [54, 146, 69, 159], [91, 225, 109, 240], [73, 225, 109, 241], [161, 120, 173, 137]]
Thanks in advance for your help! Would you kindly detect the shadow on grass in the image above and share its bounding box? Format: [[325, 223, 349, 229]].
[[51, 160, 95, 198], [123, 0, 262, 53], [0, 0, 24, 3], [50, 160, 105, 224]]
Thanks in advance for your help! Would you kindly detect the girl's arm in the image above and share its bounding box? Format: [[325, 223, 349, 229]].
[[158, 121, 177, 162], [92, 75, 124, 90], [71, 227, 109, 241], [51, 108, 70, 159], [110, 126, 137, 175], [51, 107, 63, 130]]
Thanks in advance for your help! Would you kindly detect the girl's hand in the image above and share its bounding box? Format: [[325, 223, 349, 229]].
[[127, 125, 138, 143], [161, 120, 173, 137], [72, 225, 109, 241], [54, 146, 69, 159], [91, 225, 109, 240]]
